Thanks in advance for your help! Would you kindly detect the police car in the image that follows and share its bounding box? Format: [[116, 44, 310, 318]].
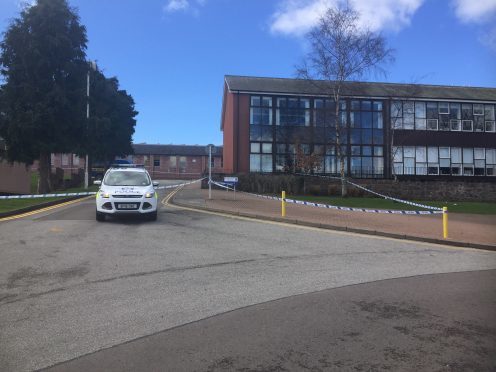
[[94, 165, 159, 221]]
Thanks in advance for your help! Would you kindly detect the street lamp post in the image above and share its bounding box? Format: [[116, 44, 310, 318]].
[[84, 61, 97, 189], [206, 144, 215, 200]]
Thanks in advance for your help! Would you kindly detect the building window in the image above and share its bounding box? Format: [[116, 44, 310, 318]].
[[473, 104, 484, 115], [276, 97, 310, 126], [250, 96, 272, 125], [73, 155, 80, 166], [262, 143, 273, 153], [314, 99, 336, 127], [62, 154, 69, 166], [439, 102, 449, 114], [474, 116, 484, 132], [169, 156, 177, 172], [487, 149, 496, 176], [486, 121, 495, 132], [391, 101, 402, 129], [153, 158, 160, 167], [250, 142, 260, 153], [427, 119, 438, 130], [462, 120, 473, 131], [179, 157, 187, 172], [450, 119, 461, 131]]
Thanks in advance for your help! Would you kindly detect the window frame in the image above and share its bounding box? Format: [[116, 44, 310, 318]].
[[462, 120, 473, 132], [426, 119, 438, 131]]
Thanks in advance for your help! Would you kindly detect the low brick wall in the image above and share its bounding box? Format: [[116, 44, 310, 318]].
[[232, 173, 496, 202], [0, 161, 30, 194]]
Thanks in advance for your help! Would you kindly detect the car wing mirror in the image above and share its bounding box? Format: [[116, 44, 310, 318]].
[[153, 181, 159, 187]]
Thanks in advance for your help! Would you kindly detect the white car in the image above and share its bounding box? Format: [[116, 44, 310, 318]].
[[94, 165, 159, 221]]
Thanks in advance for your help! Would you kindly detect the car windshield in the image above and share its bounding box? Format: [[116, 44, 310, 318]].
[[104, 171, 151, 186]]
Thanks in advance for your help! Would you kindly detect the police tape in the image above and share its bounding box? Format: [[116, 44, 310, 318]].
[[210, 180, 236, 191], [210, 180, 442, 215], [295, 173, 443, 211], [0, 178, 206, 199], [154, 177, 206, 190], [0, 191, 97, 200]]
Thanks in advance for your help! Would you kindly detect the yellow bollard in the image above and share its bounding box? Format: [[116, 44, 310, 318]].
[[281, 190, 286, 217], [443, 207, 448, 239]]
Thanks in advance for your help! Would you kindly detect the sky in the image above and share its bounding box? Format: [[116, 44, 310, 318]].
[[0, 0, 495, 147]]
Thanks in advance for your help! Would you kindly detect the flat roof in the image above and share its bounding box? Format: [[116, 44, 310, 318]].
[[225, 75, 496, 102]]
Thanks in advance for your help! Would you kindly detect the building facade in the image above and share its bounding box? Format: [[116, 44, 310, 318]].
[[221, 75, 496, 180], [129, 144, 223, 179]]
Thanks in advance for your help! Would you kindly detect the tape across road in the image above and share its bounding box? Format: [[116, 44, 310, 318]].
[[0, 192, 97, 200], [295, 173, 443, 211], [0, 178, 206, 200], [154, 178, 206, 190], [210, 180, 443, 215], [253, 193, 443, 215]]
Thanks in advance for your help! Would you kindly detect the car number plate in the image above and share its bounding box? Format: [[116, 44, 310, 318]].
[[119, 203, 137, 209]]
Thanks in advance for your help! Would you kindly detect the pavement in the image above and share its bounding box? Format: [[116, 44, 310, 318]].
[[172, 184, 496, 249], [0, 184, 495, 371]]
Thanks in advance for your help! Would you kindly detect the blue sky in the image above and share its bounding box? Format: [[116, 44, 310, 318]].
[[1, 0, 495, 147]]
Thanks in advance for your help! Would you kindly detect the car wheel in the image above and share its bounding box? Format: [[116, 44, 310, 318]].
[[148, 211, 157, 221], [96, 211, 106, 222]]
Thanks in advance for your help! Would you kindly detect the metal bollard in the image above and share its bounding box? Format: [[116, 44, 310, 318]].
[[443, 206, 448, 239], [281, 191, 286, 217]]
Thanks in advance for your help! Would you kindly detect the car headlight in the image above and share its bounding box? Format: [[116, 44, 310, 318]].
[[145, 192, 154, 198], [100, 191, 110, 198]]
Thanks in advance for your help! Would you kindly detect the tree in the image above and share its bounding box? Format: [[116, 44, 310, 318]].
[[0, 0, 88, 193], [297, 5, 394, 196], [388, 83, 423, 180], [294, 142, 323, 174], [80, 68, 137, 166]]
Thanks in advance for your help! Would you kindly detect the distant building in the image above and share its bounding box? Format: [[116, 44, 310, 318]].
[[127, 144, 223, 179], [221, 75, 496, 179]]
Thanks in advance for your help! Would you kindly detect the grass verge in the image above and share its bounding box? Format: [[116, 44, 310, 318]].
[[291, 195, 496, 215], [0, 197, 66, 214], [1, 185, 97, 214]]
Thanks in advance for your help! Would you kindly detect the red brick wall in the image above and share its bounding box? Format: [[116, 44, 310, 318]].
[[222, 89, 235, 174], [132, 154, 222, 180], [237, 94, 250, 173], [0, 161, 30, 194]]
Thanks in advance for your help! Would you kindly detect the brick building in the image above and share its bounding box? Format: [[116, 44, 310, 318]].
[[128, 144, 223, 179], [221, 75, 496, 180]]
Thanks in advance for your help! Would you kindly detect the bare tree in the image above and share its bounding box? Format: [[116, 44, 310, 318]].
[[295, 142, 323, 174], [297, 5, 394, 196], [388, 82, 423, 180]]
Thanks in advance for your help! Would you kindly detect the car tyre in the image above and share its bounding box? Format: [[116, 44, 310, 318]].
[[96, 211, 106, 222], [147, 211, 157, 221]]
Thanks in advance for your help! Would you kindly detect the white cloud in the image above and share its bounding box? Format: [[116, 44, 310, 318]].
[[16, 0, 36, 9], [453, 0, 496, 23], [452, 0, 496, 53], [163, 0, 206, 14], [164, 0, 190, 13], [270, 0, 425, 36]]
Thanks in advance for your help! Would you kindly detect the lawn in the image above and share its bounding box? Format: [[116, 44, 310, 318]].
[[291, 195, 496, 215], [1, 182, 98, 214], [0, 197, 65, 214]]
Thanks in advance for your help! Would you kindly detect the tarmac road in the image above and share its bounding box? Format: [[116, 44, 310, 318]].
[[0, 187, 495, 371]]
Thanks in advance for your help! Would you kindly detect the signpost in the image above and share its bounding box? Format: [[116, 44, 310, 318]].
[[224, 176, 238, 200], [206, 144, 216, 200]]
